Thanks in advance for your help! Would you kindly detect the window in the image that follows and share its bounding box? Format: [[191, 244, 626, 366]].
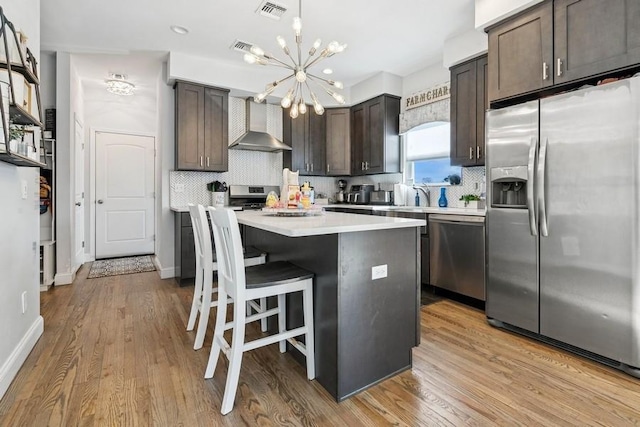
[[404, 122, 460, 185]]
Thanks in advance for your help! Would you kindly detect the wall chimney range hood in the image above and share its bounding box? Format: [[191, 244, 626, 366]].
[[229, 99, 291, 152]]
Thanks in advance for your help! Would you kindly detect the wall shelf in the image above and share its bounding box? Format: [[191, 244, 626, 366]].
[[0, 6, 44, 168]]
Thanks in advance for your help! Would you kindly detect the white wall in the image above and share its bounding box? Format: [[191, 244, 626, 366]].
[[40, 52, 56, 110], [83, 66, 160, 261], [475, 0, 544, 29], [443, 29, 488, 68], [157, 63, 175, 277], [55, 53, 84, 284], [350, 72, 403, 106], [0, 0, 45, 400]]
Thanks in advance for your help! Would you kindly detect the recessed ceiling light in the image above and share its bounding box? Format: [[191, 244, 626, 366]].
[[322, 68, 333, 75], [170, 25, 189, 35]]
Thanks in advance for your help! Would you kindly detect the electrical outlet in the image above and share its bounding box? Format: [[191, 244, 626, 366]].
[[21, 291, 27, 314], [371, 264, 388, 280], [175, 183, 185, 193]]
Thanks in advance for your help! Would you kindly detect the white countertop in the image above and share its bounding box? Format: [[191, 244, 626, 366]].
[[325, 204, 486, 216], [236, 210, 425, 237], [171, 205, 241, 213]]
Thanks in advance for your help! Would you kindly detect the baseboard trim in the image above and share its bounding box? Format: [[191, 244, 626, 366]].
[[84, 254, 95, 263], [0, 316, 44, 399], [54, 271, 74, 285], [152, 255, 176, 279]]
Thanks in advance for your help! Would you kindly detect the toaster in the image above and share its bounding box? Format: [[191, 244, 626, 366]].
[[370, 190, 393, 205]]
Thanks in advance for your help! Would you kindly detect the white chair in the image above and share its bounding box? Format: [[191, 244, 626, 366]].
[[186, 204, 267, 350], [204, 206, 316, 415]]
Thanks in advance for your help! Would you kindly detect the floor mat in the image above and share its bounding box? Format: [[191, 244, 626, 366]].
[[87, 255, 156, 279]]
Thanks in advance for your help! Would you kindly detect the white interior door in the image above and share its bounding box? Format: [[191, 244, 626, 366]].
[[95, 132, 155, 259], [74, 117, 85, 270]]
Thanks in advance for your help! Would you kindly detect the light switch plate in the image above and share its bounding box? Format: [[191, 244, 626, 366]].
[[21, 180, 28, 199], [371, 264, 388, 280]]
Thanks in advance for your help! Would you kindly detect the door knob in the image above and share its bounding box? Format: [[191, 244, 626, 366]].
[[97, 199, 104, 204], [75, 202, 81, 206]]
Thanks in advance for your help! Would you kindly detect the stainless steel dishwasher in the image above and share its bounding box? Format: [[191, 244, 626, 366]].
[[429, 214, 485, 300]]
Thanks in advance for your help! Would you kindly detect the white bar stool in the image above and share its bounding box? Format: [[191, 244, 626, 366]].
[[203, 206, 316, 415], [186, 204, 267, 350]]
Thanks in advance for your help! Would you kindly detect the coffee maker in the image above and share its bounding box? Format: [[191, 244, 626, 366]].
[[335, 179, 348, 203]]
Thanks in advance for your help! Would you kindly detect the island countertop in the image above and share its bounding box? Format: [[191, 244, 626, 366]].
[[236, 210, 425, 237]]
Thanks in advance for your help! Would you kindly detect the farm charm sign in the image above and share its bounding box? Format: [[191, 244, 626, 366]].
[[405, 82, 450, 110]]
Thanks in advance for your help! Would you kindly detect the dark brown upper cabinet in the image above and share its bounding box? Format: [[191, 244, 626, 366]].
[[554, 0, 640, 84], [451, 54, 488, 167], [325, 108, 351, 176], [488, 1, 554, 104], [488, 0, 640, 105], [175, 81, 229, 171], [350, 94, 401, 176], [282, 109, 326, 176]]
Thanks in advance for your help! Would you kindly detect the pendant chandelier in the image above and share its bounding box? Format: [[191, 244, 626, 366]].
[[242, 0, 347, 118]]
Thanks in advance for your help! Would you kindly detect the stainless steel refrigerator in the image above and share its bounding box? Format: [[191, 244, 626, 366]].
[[486, 76, 640, 377]]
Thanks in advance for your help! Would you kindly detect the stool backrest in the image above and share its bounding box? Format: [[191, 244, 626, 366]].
[[188, 204, 213, 268], [207, 207, 246, 300]]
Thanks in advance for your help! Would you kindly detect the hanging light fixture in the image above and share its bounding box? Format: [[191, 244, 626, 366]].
[[105, 73, 135, 96], [242, 0, 347, 118]]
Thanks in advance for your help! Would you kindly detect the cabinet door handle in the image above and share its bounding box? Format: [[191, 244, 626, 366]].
[[557, 58, 563, 77], [469, 146, 474, 160], [366, 161, 369, 170], [310, 163, 314, 172], [477, 145, 481, 159], [200, 156, 203, 167], [327, 164, 330, 173], [542, 62, 549, 80], [361, 161, 365, 171], [206, 157, 210, 167]]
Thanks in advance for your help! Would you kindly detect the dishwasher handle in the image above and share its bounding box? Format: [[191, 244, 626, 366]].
[[429, 214, 485, 225]]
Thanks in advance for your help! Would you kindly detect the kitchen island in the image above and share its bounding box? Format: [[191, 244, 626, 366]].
[[236, 210, 425, 401]]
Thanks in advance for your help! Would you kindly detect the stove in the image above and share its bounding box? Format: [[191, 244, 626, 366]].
[[228, 185, 280, 210]]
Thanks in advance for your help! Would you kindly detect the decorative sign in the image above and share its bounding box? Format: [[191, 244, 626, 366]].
[[405, 82, 450, 110]]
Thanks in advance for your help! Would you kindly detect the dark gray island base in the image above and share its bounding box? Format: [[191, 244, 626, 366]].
[[240, 211, 422, 401]]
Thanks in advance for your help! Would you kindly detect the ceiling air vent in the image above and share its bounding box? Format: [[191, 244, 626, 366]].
[[230, 39, 254, 53], [255, 0, 288, 20]]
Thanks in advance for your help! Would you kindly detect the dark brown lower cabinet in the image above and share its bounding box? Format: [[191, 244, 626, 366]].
[[175, 212, 195, 285]]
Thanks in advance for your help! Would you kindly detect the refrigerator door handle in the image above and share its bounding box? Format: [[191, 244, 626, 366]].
[[538, 137, 549, 237], [527, 136, 538, 236]]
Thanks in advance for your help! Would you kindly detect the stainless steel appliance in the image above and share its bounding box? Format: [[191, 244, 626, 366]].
[[228, 185, 279, 210], [429, 214, 485, 300], [347, 184, 374, 205], [370, 191, 393, 205], [486, 76, 640, 377]]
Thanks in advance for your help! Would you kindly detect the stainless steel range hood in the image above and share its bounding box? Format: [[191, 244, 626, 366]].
[[229, 99, 291, 152]]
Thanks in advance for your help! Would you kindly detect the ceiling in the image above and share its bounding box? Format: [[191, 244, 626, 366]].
[[41, 0, 476, 92]]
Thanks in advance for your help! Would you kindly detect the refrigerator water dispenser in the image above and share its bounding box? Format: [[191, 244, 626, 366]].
[[490, 166, 528, 208]]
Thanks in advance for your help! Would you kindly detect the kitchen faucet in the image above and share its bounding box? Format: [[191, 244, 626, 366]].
[[413, 185, 430, 206]]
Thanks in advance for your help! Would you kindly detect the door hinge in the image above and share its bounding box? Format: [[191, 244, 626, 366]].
[[82, 241, 85, 248]]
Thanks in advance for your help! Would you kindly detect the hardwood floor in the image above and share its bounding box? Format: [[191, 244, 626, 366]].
[[1, 266, 640, 426]]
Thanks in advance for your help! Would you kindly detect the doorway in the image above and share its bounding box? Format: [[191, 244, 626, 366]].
[[94, 131, 155, 259], [74, 116, 85, 270]]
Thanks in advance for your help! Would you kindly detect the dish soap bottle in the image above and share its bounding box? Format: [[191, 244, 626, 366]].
[[438, 187, 448, 207], [415, 191, 420, 206]]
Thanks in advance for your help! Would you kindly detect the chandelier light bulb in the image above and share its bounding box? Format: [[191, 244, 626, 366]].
[[313, 101, 324, 115], [281, 88, 295, 108], [329, 80, 344, 89], [254, 93, 267, 103], [276, 36, 287, 49], [250, 45, 265, 57], [299, 101, 307, 114], [292, 17, 302, 36], [244, 53, 257, 64], [331, 92, 345, 104], [295, 69, 307, 83], [327, 41, 340, 53], [290, 102, 299, 118]]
